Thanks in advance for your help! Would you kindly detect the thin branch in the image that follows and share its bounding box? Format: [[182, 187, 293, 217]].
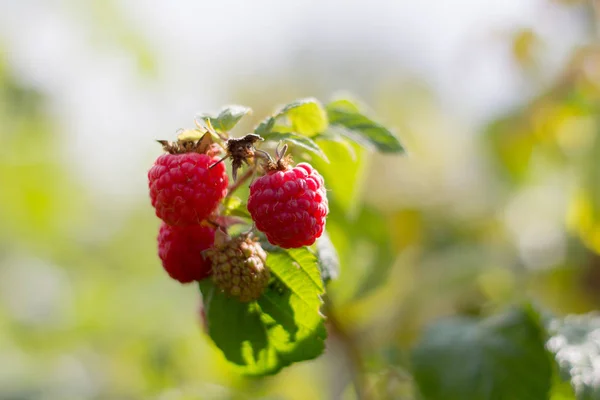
[[324, 297, 371, 400], [205, 219, 225, 230]]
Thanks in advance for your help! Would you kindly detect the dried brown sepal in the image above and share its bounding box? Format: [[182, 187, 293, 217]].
[[263, 141, 292, 172], [157, 132, 220, 155], [192, 130, 216, 154], [226, 133, 264, 163], [211, 133, 266, 180], [263, 154, 293, 172]]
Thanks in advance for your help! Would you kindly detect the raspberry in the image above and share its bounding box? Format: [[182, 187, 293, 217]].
[[157, 222, 215, 283], [148, 152, 228, 226], [207, 233, 270, 302], [247, 162, 328, 248]]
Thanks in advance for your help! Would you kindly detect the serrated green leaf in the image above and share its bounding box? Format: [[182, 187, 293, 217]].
[[267, 247, 324, 295], [547, 313, 600, 399], [199, 247, 326, 376], [202, 105, 251, 132], [315, 230, 339, 283], [279, 98, 328, 136], [411, 306, 552, 400], [326, 99, 404, 153], [264, 248, 326, 361], [261, 131, 329, 162], [257, 286, 326, 363]]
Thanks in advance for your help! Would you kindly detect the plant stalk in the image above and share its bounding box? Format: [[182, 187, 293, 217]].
[[325, 297, 370, 400]]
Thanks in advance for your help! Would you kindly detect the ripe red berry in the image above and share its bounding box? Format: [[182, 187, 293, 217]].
[[148, 153, 228, 226], [157, 222, 215, 283], [247, 162, 328, 248]]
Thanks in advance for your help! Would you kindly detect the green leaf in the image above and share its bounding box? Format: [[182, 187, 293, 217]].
[[411, 306, 552, 400], [315, 230, 340, 283], [326, 98, 404, 153], [259, 247, 326, 360], [201, 105, 251, 132], [255, 98, 328, 138], [267, 246, 324, 294], [279, 98, 328, 136], [547, 313, 600, 399], [199, 247, 326, 376], [314, 132, 357, 161], [261, 131, 329, 162], [221, 196, 251, 219], [310, 139, 366, 217], [199, 280, 274, 374], [254, 116, 275, 137]]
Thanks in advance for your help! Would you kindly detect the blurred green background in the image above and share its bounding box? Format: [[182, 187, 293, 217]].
[[1, 0, 599, 399]]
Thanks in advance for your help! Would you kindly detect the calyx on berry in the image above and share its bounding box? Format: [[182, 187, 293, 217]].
[[148, 132, 228, 226], [247, 145, 329, 248]]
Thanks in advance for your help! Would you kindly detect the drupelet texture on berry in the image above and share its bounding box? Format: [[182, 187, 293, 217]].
[[157, 222, 215, 283], [207, 233, 270, 302], [247, 162, 328, 248], [149, 153, 228, 226]]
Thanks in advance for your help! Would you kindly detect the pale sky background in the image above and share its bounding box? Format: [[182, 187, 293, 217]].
[[0, 0, 590, 200]]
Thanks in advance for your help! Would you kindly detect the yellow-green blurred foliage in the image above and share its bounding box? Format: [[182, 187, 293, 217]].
[[2, 1, 600, 399]]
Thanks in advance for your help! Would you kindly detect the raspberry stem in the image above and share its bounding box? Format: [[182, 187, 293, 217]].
[[206, 219, 226, 230]]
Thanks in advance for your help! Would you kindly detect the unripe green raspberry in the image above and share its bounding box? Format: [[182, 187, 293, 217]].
[[206, 232, 270, 302]]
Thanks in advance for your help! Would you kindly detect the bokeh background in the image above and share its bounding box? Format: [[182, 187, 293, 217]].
[[1, 0, 598, 399]]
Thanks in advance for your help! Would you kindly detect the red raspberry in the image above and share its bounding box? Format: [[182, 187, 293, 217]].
[[157, 222, 215, 283], [148, 153, 228, 226], [247, 162, 328, 248]]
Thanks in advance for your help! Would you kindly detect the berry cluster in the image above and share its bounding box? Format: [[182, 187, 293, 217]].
[[149, 137, 228, 283], [148, 118, 329, 303]]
